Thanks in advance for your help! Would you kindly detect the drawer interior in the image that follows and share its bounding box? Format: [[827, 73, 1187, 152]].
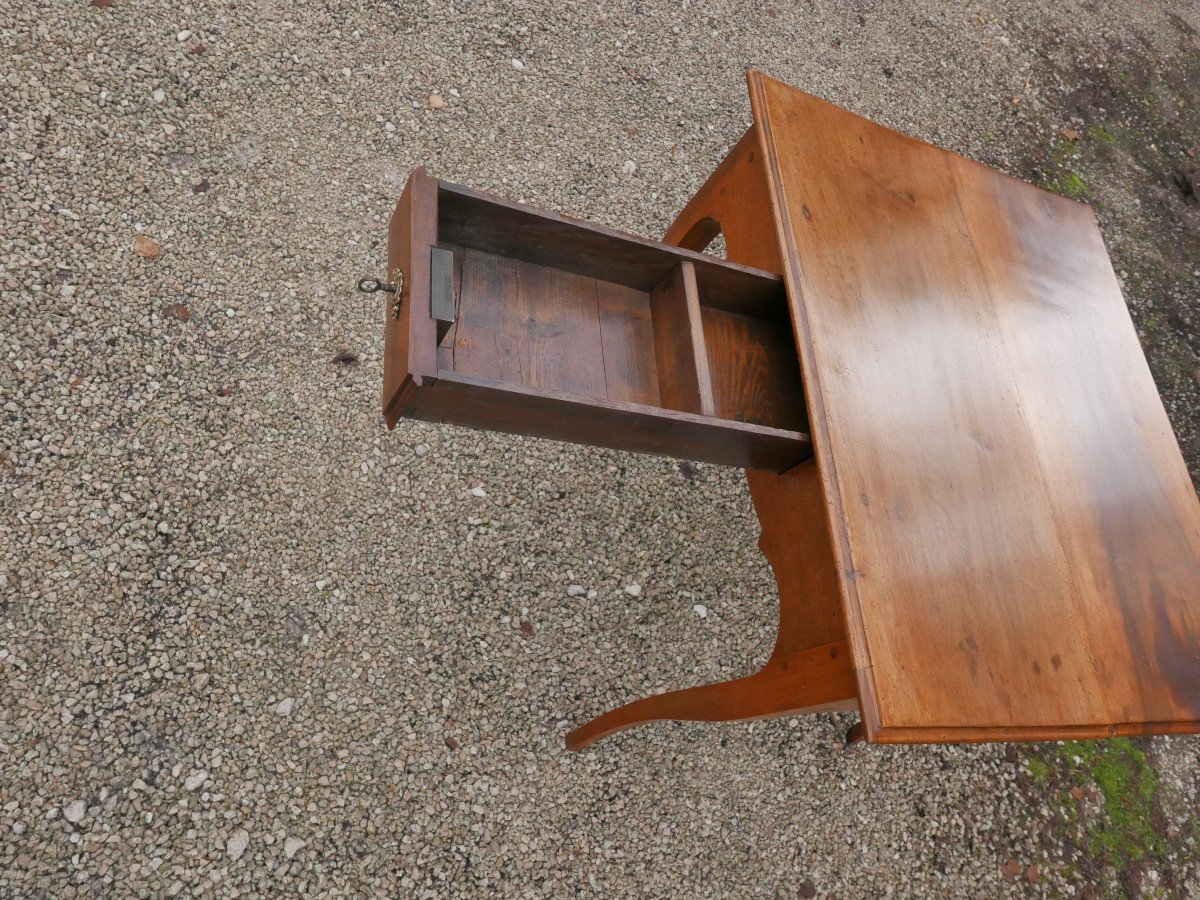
[[383, 171, 812, 471], [434, 183, 808, 433], [435, 246, 665, 408]]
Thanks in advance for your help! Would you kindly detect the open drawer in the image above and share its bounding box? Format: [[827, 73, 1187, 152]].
[[381, 168, 811, 472]]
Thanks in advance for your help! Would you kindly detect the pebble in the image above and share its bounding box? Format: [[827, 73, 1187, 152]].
[[227, 828, 250, 862], [132, 234, 162, 258], [470, 486, 486, 497], [283, 837, 306, 859], [624, 583, 642, 596], [183, 770, 207, 791], [62, 801, 86, 824], [275, 697, 294, 716], [622, 159, 637, 176], [567, 584, 586, 596], [511, 58, 525, 70], [176, 29, 192, 41], [693, 604, 708, 618]]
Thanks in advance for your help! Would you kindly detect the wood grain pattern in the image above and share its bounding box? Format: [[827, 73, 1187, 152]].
[[702, 306, 808, 431], [405, 370, 810, 472], [753, 461, 846, 660], [497, 256, 607, 398], [438, 180, 783, 300], [451, 249, 662, 406], [749, 71, 1200, 741], [385, 174, 813, 471], [648, 262, 714, 415], [434, 241, 465, 372], [382, 168, 439, 423], [564, 126, 859, 753], [663, 128, 847, 671], [566, 640, 857, 751], [596, 280, 660, 406], [449, 247, 507, 383], [665, 127, 784, 275]]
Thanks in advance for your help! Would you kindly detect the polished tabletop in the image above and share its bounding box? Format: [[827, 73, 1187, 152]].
[[749, 71, 1200, 742]]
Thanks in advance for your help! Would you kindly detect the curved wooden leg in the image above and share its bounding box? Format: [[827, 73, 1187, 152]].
[[564, 134, 862, 753], [566, 640, 856, 751], [751, 462, 846, 661], [566, 462, 854, 751], [663, 125, 783, 273]]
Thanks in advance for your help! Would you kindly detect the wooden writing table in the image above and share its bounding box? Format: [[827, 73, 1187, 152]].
[[378, 72, 1200, 751]]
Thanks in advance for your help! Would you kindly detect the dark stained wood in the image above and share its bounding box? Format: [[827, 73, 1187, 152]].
[[597, 280, 661, 406], [404, 371, 810, 472], [452, 249, 654, 404], [448, 247, 507, 382], [648, 261, 714, 415], [383, 172, 814, 472], [665, 128, 808, 431], [749, 70, 1200, 742], [566, 640, 857, 751], [434, 241, 465, 372], [564, 134, 854, 752], [382, 167, 438, 422], [385, 77, 1200, 752], [437, 180, 783, 309], [495, 256, 607, 398], [693, 261, 789, 322]]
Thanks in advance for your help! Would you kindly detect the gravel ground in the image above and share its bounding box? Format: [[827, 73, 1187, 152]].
[[3, 0, 1199, 896]]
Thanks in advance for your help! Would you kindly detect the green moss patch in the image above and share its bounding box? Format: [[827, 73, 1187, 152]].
[[1026, 756, 1053, 784], [1050, 739, 1164, 869], [1045, 170, 1090, 200]]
